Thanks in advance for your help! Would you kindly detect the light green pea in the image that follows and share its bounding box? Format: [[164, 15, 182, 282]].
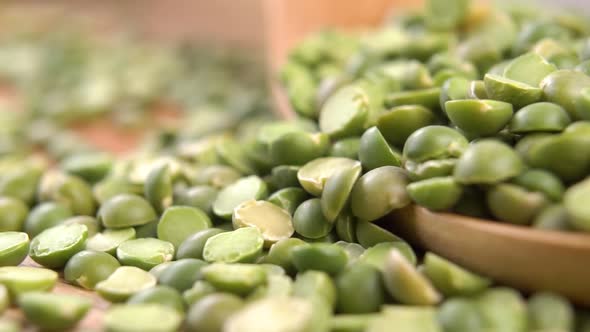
[[291, 243, 348, 275], [0, 197, 29, 232], [216, 138, 257, 176], [407, 176, 463, 211], [293, 270, 337, 309], [293, 198, 334, 239], [487, 184, 549, 225], [157, 206, 211, 248], [267, 187, 308, 216], [351, 166, 410, 222], [201, 263, 267, 296], [358, 127, 402, 171], [61, 152, 113, 183], [360, 242, 417, 269], [0, 266, 58, 298], [144, 163, 173, 214], [385, 87, 441, 111], [321, 166, 362, 222], [540, 70, 590, 120], [528, 292, 574, 331], [98, 194, 157, 228], [104, 304, 182, 332], [203, 226, 264, 263], [29, 224, 88, 269], [96, 266, 157, 303], [382, 249, 441, 305], [368, 306, 441, 332], [405, 159, 457, 181], [476, 287, 528, 332], [19, 292, 91, 332], [533, 204, 572, 231], [503, 52, 557, 87], [185, 293, 244, 332], [86, 227, 136, 255], [0, 232, 29, 267], [212, 175, 268, 220], [127, 285, 185, 314], [454, 140, 524, 184], [403, 125, 468, 163], [224, 297, 316, 332], [509, 102, 571, 134], [438, 298, 485, 332], [422, 252, 491, 296], [116, 238, 175, 270], [336, 262, 385, 314], [173, 185, 218, 217], [24, 202, 72, 238], [335, 214, 357, 243], [64, 250, 121, 290], [175, 228, 225, 260], [330, 137, 361, 159], [445, 99, 513, 137], [512, 168, 565, 202], [270, 131, 330, 166], [182, 280, 217, 306], [523, 133, 590, 182], [262, 238, 308, 275], [319, 85, 370, 139], [564, 178, 590, 232], [484, 74, 542, 109]]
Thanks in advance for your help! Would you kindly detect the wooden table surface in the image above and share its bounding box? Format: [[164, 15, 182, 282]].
[[6, 257, 109, 331]]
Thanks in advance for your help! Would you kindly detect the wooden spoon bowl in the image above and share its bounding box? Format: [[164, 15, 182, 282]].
[[388, 205, 590, 306]]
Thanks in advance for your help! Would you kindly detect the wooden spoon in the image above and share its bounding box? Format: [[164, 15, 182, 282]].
[[389, 206, 590, 306], [265, 0, 590, 307]]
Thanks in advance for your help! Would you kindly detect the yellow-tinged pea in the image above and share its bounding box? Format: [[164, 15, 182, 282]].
[[297, 157, 361, 196], [233, 200, 294, 246], [382, 249, 441, 305], [0, 266, 58, 298], [96, 266, 156, 302]]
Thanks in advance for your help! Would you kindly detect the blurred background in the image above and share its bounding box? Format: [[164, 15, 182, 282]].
[[0, 0, 588, 156]]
